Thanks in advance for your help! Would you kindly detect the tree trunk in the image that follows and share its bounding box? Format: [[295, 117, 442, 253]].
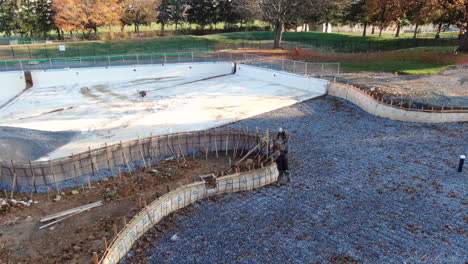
[[379, 25, 383, 37], [362, 22, 368, 36], [108, 24, 113, 39], [161, 23, 165, 33], [273, 23, 283, 49], [413, 23, 419, 38], [435, 22, 442, 39], [457, 32, 468, 52], [175, 21, 178, 30], [371, 26, 375, 34], [395, 23, 401, 38], [57, 29, 62, 40]]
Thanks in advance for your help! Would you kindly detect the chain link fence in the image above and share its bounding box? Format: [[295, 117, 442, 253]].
[[0, 51, 341, 78]]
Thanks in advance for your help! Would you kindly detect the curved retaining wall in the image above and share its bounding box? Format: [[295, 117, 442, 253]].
[[328, 82, 468, 123], [100, 164, 278, 264], [0, 128, 268, 192]]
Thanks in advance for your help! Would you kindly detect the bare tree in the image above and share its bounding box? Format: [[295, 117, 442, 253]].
[[258, 0, 299, 48]]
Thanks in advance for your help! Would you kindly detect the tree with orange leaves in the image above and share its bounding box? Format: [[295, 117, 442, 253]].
[[53, 0, 122, 36]]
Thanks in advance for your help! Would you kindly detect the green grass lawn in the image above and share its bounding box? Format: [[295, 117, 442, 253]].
[[341, 61, 451, 74], [0, 31, 461, 74]]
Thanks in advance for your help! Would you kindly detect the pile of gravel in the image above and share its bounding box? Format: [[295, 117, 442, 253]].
[[0, 126, 78, 161]]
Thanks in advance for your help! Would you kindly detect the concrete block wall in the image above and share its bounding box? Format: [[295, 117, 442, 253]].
[[328, 82, 468, 123], [101, 164, 278, 264]]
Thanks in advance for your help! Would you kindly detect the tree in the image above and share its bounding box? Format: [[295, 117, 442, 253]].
[[347, 0, 378, 36], [0, 0, 55, 38], [186, 0, 218, 29], [120, 0, 159, 34], [157, 0, 187, 32], [96, 0, 123, 37], [53, 0, 123, 35], [217, 0, 242, 28], [259, 0, 299, 48], [0, 0, 17, 36]]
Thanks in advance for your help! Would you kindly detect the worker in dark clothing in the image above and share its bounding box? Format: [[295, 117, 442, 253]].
[[276, 128, 289, 154], [275, 150, 290, 186]]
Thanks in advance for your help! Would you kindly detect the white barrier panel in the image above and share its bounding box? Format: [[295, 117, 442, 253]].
[[0, 71, 25, 106], [236, 64, 328, 95], [31, 62, 234, 88]]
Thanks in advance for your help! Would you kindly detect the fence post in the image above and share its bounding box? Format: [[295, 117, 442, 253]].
[[191, 52, 194, 62], [136, 54, 139, 65], [19, 60, 23, 72], [305, 62, 308, 76], [337, 63, 340, 75], [164, 53, 167, 64], [293, 61, 296, 73], [108, 55, 111, 67]]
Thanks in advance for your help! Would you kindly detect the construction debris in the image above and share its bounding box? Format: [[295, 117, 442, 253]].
[[39, 201, 103, 230]]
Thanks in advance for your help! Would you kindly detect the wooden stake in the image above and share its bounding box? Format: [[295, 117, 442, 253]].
[[49, 159, 60, 194], [93, 252, 99, 264], [121, 142, 131, 175], [214, 134, 218, 158], [113, 224, 118, 237], [225, 135, 229, 156], [178, 145, 186, 163], [88, 176, 92, 189], [10, 160, 17, 199], [118, 167, 122, 181], [138, 197, 142, 208], [123, 216, 127, 226], [205, 145, 209, 160], [88, 147, 96, 177], [266, 128, 270, 160], [102, 237, 108, 251], [105, 143, 111, 171], [0, 162, 8, 198], [29, 159, 36, 198], [138, 140, 148, 169]]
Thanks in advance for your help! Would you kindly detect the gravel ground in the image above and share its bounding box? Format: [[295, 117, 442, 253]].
[[122, 96, 467, 264], [335, 65, 468, 108]]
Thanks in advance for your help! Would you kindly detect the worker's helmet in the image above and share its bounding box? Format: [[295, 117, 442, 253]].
[[279, 127, 283, 133]]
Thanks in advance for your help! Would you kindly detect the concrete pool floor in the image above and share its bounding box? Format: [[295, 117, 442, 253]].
[[122, 97, 467, 264], [0, 63, 325, 160]]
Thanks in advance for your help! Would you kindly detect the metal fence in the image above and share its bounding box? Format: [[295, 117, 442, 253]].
[[0, 51, 341, 77]]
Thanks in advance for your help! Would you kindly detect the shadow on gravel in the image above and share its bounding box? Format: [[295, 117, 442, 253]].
[[0, 126, 79, 161]]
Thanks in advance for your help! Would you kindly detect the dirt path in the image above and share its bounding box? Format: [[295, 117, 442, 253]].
[[0, 155, 237, 264]]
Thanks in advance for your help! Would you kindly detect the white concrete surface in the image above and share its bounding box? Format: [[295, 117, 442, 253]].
[[0, 71, 26, 107], [0, 63, 327, 160]]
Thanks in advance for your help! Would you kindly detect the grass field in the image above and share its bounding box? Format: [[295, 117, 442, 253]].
[[0, 31, 463, 74]]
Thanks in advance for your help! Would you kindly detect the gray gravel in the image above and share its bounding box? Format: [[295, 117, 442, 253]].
[[122, 96, 467, 264]]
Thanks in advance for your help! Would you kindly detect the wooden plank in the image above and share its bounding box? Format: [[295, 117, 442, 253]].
[[236, 143, 261, 166]]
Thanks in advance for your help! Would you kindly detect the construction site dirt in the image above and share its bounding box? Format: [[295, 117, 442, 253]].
[[0, 153, 252, 264]]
